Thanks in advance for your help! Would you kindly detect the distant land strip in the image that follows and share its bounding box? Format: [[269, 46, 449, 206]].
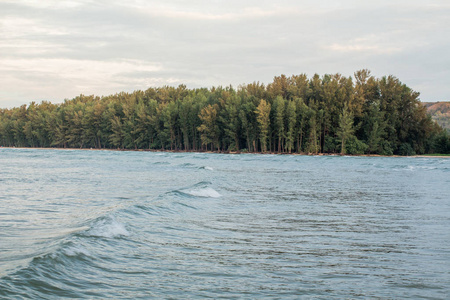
[[424, 101, 450, 132]]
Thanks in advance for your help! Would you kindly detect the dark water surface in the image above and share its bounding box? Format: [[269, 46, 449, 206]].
[[1, 148, 449, 299]]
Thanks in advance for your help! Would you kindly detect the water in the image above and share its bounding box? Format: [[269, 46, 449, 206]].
[[1, 148, 449, 299]]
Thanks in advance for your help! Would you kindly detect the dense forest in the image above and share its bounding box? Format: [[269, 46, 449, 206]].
[[1, 70, 449, 155]]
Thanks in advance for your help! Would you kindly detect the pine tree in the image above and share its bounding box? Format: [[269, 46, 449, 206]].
[[255, 99, 271, 152]]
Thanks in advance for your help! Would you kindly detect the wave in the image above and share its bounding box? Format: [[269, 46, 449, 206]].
[[0, 239, 99, 298], [178, 184, 221, 198], [0, 216, 127, 277], [391, 164, 442, 172], [182, 187, 221, 198], [179, 162, 196, 168], [172, 181, 222, 198], [200, 166, 214, 171], [84, 216, 129, 238], [153, 161, 170, 165], [62, 244, 92, 258]]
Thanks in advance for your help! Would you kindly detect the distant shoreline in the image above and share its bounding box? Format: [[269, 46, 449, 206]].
[[1, 146, 448, 158]]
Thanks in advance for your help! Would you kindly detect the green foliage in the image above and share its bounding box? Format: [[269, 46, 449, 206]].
[[0, 72, 445, 155], [345, 136, 368, 155], [273, 96, 285, 152], [255, 99, 271, 152], [397, 143, 416, 156], [379, 140, 394, 156], [306, 109, 319, 154], [337, 104, 355, 154], [198, 104, 220, 151], [432, 131, 450, 154], [285, 100, 296, 153], [324, 136, 339, 153]]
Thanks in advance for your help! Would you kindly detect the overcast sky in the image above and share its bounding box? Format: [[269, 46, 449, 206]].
[[1, 0, 449, 108]]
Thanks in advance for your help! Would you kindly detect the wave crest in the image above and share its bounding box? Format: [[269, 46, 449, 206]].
[[200, 166, 214, 171], [85, 216, 129, 238], [182, 187, 221, 198], [62, 244, 91, 257]]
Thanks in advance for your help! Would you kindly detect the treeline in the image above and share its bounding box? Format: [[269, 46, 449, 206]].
[[1, 70, 449, 155]]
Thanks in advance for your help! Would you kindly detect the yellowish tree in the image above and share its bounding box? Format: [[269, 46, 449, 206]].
[[198, 104, 220, 151]]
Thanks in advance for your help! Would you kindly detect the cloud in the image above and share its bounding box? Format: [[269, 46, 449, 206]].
[[136, 6, 300, 21], [0, 0, 449, 107], [0, 58, 164, 106], [327, 36, 403, 55], [1, 17, 69, 38], [1, 0, 94, 9], [328, 44, 401, 55], [0, 58, 161, 79]]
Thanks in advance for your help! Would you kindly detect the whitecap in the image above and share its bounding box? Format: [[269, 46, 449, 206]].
[[183, 187, 221, 198], [201, 166, 214, 171], [85, 217, 129, 238]]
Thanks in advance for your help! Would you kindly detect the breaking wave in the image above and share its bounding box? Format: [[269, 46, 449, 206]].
[[182, 187, 221, 198], [200, 166, 214, 171], [84, 216, 130, 238], [175, 181, 222, 198]]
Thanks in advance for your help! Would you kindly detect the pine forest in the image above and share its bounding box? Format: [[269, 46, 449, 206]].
[[1, 70, 449, 155]]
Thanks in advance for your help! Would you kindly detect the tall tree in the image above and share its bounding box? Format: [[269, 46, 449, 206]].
[[285, 100, 296, 153], [198, 104, 220, 151], [0, 70, 446, 155], [273, 96, 286, 152], [220, 93, 241, 151], [337, 104, 355, 154], [255, 99, 271, 152]]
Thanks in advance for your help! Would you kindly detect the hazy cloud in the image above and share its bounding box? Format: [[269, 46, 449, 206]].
[[0, 0, 449, 108]]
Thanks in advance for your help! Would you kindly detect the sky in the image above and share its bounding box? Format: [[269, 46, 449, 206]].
[[1, 0, 449, 108]]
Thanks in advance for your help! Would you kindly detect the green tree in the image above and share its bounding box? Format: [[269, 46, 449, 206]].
[[255, 99, 271, 152], [0, 70, 446, 155], [178, 97, 193, 150], [110, 115, 124, 148], [294, 98, 308, 152], [306, 109, 319, 154], [220, 93, 241, 151], [238, 98, 257, 152], [285, 100, 296, 153], [337, 104, 355, 154], [273, 96, 286, 152], [198, 104, 220, 151], [363, 104, 386, 154], [161, 101, 179, 150]]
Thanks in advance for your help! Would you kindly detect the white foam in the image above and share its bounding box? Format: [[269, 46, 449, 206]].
[[204, 166, 214, 171], [185, 187, 221, 198], [86, 217, 130, 238]]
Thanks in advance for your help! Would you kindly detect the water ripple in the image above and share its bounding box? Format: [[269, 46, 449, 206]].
[[1, 150, 449, 299]]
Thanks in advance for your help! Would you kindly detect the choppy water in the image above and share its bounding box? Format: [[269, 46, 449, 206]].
[[0, 148, 449, 299]]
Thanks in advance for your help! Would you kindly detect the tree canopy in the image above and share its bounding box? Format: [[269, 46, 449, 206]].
[[1, 70, 448, 155]]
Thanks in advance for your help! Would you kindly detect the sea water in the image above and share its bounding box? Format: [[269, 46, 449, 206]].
[[0, 148, 449, 299]]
